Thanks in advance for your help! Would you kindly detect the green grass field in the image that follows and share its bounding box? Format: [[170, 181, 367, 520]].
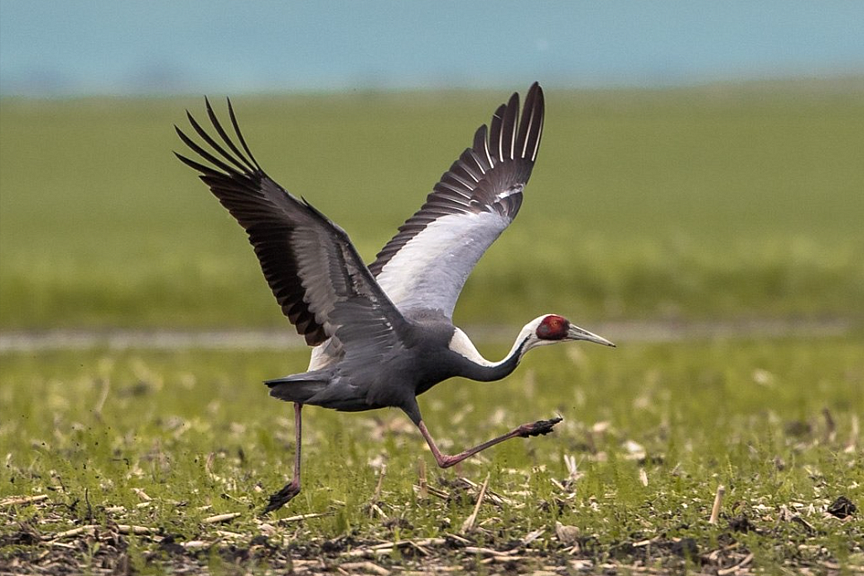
[[2, 340, 862, 573], [1, 80, 863, 328], [1, 80, 863, 573]]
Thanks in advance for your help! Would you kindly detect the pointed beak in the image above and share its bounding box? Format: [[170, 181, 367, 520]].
[[568, 324, 616, 347]]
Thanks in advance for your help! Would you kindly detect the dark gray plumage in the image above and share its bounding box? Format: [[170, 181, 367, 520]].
[[175, 83, 614, 513]]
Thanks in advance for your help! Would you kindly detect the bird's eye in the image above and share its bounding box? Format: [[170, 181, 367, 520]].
[[536, 315, 569, 340]]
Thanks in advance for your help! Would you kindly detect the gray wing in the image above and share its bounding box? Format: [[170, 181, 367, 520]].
[[175, 98, 408, 355], [369, 82, 544, 318]]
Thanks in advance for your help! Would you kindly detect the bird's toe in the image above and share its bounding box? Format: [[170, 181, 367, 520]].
[[262, 482, 301, 514], [519, 417, 563, 437]]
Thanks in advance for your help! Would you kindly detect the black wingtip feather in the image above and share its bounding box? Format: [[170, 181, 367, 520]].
[[488, 103, 507, 162], [205, 97, 257, 173], [175, 123, 242, 177], [513, 82, 544, 163], [226, 98, 262, 171], [501, 92, 520, 161], [184, 109, 252, 174], [173, 150, 220, 177]]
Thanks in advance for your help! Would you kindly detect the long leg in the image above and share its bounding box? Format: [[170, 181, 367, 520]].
[[416, 416, 562, 469], [263, 402, 302, 513]]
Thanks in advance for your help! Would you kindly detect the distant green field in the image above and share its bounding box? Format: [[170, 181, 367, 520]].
[[2, 81, 863, 330]]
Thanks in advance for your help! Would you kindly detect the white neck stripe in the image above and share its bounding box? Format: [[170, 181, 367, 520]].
[[448, 327, 534, 368]]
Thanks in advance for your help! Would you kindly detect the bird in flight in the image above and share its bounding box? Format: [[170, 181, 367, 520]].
[[175, 83, 614, 512]]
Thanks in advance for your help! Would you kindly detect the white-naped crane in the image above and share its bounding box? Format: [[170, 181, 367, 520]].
[[175, 82, 614, 512]]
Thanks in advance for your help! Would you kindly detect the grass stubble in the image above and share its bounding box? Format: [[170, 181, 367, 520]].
[[1, 79, 863, 573], [1, 337, 861, 573]]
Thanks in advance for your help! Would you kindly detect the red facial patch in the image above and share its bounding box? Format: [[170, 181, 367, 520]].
[[536, 315, 570, 340]]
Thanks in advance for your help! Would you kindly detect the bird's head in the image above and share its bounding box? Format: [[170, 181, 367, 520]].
[[522, 314, 615, 352]]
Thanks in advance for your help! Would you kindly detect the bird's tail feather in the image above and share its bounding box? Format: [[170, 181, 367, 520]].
[[265, 372, 328, 404]]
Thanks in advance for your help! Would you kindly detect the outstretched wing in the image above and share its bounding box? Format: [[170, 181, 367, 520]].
[[175, 98, 407, 350], [369, 82, 544, 318]]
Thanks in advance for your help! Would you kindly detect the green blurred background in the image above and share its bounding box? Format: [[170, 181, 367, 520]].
[[1, 82, 862, 331]]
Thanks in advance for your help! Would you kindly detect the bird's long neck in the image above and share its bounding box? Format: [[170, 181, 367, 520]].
[[448, 327, 532, 382]]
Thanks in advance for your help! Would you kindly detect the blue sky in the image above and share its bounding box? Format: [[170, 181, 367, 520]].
[[1, 1, 863, 96]]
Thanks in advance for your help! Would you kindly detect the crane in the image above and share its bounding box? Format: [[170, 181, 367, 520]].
[[175, 82, 614, 512]]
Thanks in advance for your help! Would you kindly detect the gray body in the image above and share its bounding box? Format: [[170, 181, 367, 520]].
[[266, 310, 522, 424]]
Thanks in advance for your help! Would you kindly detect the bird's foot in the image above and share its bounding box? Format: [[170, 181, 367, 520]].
[[262, 481, 300, 514], [518, 417, 563, 437]]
